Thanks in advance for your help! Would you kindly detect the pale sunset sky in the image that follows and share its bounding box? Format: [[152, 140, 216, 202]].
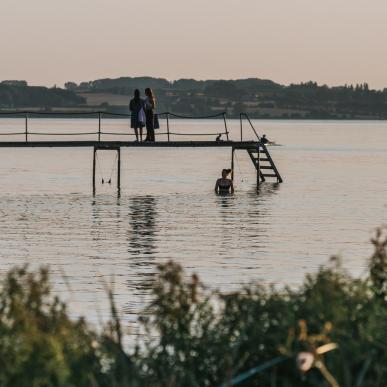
[[1, 0, 386, 88]]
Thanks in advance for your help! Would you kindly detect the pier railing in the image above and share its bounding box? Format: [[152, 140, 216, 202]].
[[0, 111, 262, 142], [239, 113, 261, 142]]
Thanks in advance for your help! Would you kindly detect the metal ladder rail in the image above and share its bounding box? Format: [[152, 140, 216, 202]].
[[246, 148, 266, 183], [259, 144, 283, 183], [239, 113, 261, 142]]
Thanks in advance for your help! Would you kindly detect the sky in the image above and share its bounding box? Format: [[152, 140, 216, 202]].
[[1, 0, 386, 89]]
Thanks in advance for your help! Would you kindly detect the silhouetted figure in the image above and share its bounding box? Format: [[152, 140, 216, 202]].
[[215, 169, 234, 195], [261, 134, 269, 144], [144, 88, 156, 142], [129, 89, 145, 142]]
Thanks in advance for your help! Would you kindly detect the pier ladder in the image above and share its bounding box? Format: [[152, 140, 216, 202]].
[[247, 143, 283, 184], [239, 113, 283, 186]]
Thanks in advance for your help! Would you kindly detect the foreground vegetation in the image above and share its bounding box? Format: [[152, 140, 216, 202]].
[[0, 229, 386, 386]]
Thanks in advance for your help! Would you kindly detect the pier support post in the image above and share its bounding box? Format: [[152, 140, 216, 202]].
[[92, 146, 96, 195], [117, 147, 121, 195], [231, 147, 235, 182], [256, 146, 261, 189]]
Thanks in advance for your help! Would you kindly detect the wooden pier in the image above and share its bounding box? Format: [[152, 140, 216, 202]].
[[0, 112, 283, 194]]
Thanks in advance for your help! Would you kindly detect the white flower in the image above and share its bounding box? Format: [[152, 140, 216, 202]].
[[296, 352, 315, 372]]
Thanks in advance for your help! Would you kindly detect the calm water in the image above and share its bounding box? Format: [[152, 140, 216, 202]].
[[0, 118, 386, 326]]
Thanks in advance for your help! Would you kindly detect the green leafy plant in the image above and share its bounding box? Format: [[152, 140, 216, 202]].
[[0, 228, 386, 386]]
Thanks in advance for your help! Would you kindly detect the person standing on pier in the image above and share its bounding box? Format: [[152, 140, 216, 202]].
[[144, 88, 156, 142], [129, 89, 145, 141]]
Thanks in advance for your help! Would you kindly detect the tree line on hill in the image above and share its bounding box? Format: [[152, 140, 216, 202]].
[[1, 77, 387, 119], [0, 81, 85, 109]]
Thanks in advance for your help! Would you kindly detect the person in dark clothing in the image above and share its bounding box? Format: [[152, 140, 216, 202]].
[[144, 88, 156, 142], [215, 169, 234, 195], [261, 134, 269, 144], [129, 89, 145, 142]]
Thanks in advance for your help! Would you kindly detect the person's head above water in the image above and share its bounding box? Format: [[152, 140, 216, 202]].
[[134, 89, 140, 100], [222, 168, 232, 178]]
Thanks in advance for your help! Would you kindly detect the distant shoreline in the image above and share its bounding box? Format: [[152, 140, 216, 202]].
[[2, 77, 387, 120], [0, 112, 386, 121]]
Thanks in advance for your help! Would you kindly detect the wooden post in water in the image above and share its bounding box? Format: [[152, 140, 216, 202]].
[[117, 147, 121, 194], [92, 147, 96, 195], [231, 147, 235, 182], [256, 146, 260, 189]]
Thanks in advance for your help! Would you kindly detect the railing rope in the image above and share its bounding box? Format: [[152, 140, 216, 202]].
[[0, 110, 262, 142], [166, 111, 225, 119]]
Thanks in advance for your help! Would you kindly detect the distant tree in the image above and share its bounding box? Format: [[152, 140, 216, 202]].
[[233, 102, 246, 114], [1, 80, 27, 87], [204, 81, 240, 99], [172, 79, 206, 91], [64, 82, 78, 90], [0, 84, 86, 108], [79, 82, 92, 90]]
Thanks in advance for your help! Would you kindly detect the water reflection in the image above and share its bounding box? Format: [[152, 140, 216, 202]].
[[217, 183, 281, 252], [90, 195, 123, 243], [216, 194, 235, 209], [128, 196, 158, 256], [256, 182, 281, 197], [124, 196, 158, 317]]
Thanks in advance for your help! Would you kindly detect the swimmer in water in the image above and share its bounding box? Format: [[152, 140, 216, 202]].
[[215, 169, 234, 194]]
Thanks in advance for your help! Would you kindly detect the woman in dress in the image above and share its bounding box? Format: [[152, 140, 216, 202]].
[[144, 87, 156, 142], [129, 89, 145, 141], [215, 169, 234, 194]]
